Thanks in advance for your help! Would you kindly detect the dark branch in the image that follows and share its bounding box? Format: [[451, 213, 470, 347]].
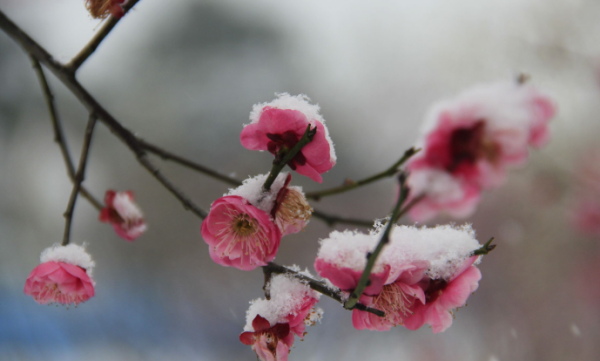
[[473, 237, 496, 256], [262, 262, 385, 317], [67, 0, 142, 71], [263, 124, 316, 191], [306, 147, 419, 200], [62, 114, 98, 246], [344, 174, 409, 310], [29, 56, 103, 210]]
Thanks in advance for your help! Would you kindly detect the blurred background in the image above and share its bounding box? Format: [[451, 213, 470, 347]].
[[1, 0, 600, 360]]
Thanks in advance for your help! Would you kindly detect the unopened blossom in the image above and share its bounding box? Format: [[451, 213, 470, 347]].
[[201, 195, 281, 271], [240, 93, 336, 183], [404, 256, 481, 333], [85, 0, 125, 19], [24, 244, 95, 306], [99, 190, 147, 241], [407, 80, 556, 221], [271, 174, 313, 236], [240, 273, 322, 360]]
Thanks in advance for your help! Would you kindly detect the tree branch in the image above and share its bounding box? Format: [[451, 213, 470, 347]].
[[67, 0, 142, 72], [62, 114, 98, 246], [29, 56, 103, 210], [344, 174, 409, 310], [306, 147, 419, 200], [262, 262, 385, 317]]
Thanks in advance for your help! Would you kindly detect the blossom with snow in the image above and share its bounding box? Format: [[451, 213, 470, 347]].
[[240, 272, 322, 361], [24, 244, 95, 306], [404, 256, 481, 333], [99, 190, 147, 241], [85, 0, 125, 19], [315, 223, 483, 332], [407, 80, 556, 221], [240, 93, 336, 183]]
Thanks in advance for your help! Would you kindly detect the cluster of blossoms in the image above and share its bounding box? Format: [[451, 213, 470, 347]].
[[406, 80, 556, 221], [315, 223, 483, 333], [569, 149, 600, 237], [240, 272, 323, 361], [85, 0, 125, 19], [201, 93, 333, 270]]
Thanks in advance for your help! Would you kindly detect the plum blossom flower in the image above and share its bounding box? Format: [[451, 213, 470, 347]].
[[270, 174, 313, 236], [404, 256, 481, 333], [99, 190, 147, 241], [201, 195, 281, 271], [316, 224, 483, 332], [407, 80, 556, 221], [24, 244, 95, 306], [240, 272, 323, 361], [85, 0, 125, 19], [240, 93, 336, 183]]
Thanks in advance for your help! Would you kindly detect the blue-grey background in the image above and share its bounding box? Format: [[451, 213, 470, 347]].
[[1, 0, 599, 360]]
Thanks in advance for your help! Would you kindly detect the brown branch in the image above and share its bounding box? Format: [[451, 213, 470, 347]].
[[0, 12, 208, 219], [29, 56, 103, 210], [62, 114, 98, 246], [67, 0, 142, 71], [262, 262, 385, 317], [306, 147, 419, 200]]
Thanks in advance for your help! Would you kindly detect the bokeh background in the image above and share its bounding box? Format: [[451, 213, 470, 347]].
[[1, 0, 600, 360]]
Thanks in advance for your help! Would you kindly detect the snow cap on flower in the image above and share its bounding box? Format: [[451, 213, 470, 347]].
[[407, 79, 556, 221], [228, 173, 313, 236], [24, 244, 96, 306], [86, 0, 125, 19], [240, 271, 322, 361], [241, 93, 336, 183], [99, 190, 147, 241], [201, 195, 281, 271]]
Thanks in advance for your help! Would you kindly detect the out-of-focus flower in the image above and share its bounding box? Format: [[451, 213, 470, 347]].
[[407, 80, 556, 221], [240, 93, 336, 183], [201, 195, 281, 271], [569, 148, 600, 237], [85, 0, 125, 19], [404, 256, 481, 333], [271, 174, 313, 236], [99, 190, 147, 241], [240, 272, 322, 361], [24, 244, 95, 306]]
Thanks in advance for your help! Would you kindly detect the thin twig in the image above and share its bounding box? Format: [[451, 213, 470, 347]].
[[62, 114, 98, 246], [263, 262, 385, 317], [263, 124, 316, 191], [138, 138, 242, 187], [344, 174, 409, 310], [67, 0, 142, 72], [0, 13, 209, 219], [29, 56, 103, 210], [473, 237, 496, 256], [306, 147, 419, 200]]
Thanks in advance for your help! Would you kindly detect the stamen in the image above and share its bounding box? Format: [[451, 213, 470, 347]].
[[373, 283, 414, 326]]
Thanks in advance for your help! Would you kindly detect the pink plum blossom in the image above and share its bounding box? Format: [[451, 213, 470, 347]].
[[351, 261, 429, 331], [404, 256, 481, 333], [271, 174, 313, 236], [407, 80, 556, 221], [240, 93, 336, 183], [201, 195, 281, 271], [99, 190, 147, 241], [241, 273, 322, 360], [24, 244, 95, 306]]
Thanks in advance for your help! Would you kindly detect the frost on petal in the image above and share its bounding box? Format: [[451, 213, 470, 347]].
[[241, 93, 336, 182], [99, 190, 146, 241], [24, 245, 96, 306], [227, 173, 289, 215], [201, 196, 281, 271]]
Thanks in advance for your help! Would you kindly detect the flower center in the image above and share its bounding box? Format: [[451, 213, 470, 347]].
[[37, 282, 84, 306], [266, 131, 307, 169], [448, 120, 500, 171], [234, 216, 257, 236], [373, 283, 413, 326], [214, 207, 272, 263]]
